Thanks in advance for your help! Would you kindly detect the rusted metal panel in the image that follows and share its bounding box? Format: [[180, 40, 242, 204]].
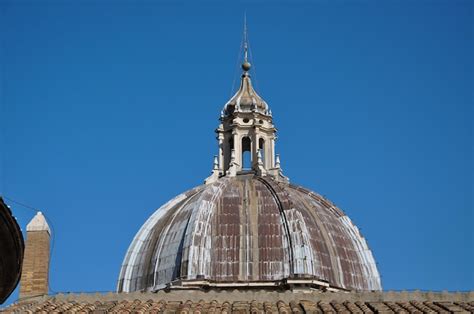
[[205, 177, 240, 281], [117, 175, 381, 293], [255, 179, 291, 280], [181, 176, 291, 282]]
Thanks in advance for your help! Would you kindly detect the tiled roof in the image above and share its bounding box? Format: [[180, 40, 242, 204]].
[[2, 291, 473, 313], [4, 298, 474, 313]]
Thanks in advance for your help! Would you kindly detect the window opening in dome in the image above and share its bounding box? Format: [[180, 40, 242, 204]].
[[242, 136, 252, 170]]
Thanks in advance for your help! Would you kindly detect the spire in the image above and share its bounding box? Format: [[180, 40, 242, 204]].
[[222, 18, 268, 117], [204, 19, 289, 184], [243, 13, 248, 62], [242, 14, 251, 73]]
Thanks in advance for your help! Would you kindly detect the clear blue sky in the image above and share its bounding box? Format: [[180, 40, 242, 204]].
[[1, 0, 472, 304]]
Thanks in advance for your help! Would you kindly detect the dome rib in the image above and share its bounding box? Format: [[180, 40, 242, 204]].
[[254, 176, 295, 275]]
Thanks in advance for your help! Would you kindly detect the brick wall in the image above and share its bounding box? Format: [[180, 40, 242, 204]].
[[19, 230, 50, 298]]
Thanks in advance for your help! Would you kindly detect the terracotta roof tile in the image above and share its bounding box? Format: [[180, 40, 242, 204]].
[[434, 301, 470, 313], [423, 301, 451, 313], [2, 291, 473, 314], [8, 299, 474, 313], [385, 301, 408, 312], [456, 302, 474, 312], [353, 301, 372, 313], [409, 300, 433, 313], [397, 302, 422, 313], [318, 301, 335, 313], [366, 301, 394, 313]]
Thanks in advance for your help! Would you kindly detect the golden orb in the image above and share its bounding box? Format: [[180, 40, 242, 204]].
[[242, 61, 251, 71]]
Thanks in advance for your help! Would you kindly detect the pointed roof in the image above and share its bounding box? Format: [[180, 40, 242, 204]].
[[222, 17, 270, 118], [223, 71, 270, 117], [26, 211, 51, 235]]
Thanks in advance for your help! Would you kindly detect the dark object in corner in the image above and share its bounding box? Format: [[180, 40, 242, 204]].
[[0, 197, 24, 304]]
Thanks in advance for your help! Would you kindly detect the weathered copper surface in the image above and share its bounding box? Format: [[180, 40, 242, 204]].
[[117, 175, 381, 292]]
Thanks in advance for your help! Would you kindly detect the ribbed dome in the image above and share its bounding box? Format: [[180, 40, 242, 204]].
[[223, 73, 269, 117], [117, 175, 381, 292]]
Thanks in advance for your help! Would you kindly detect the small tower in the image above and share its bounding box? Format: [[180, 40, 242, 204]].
[[19, 212, 51, 299], [205, 22, 287, 184]]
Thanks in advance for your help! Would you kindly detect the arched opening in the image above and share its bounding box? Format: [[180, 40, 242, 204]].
[[259, 138, 265, 166], [242, 136, 252, 170]]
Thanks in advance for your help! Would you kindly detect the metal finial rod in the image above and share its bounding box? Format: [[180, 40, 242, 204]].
[[243, 13, 248, 62], [241, 13, 251, 72]]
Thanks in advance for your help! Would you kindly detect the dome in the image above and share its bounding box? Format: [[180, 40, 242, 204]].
[[118, 30, 382, 294], [222, 72, 269, 117], [117, 175, 381, 292]]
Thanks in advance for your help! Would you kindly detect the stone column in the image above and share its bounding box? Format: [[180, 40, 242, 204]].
[[233, 133, 242, 171], [218, 133, 224, 173], [251, 131, 259, 171], [223, 133, 231, 173], [267, 137, 275, 169], [19, 212, 51, 299]]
